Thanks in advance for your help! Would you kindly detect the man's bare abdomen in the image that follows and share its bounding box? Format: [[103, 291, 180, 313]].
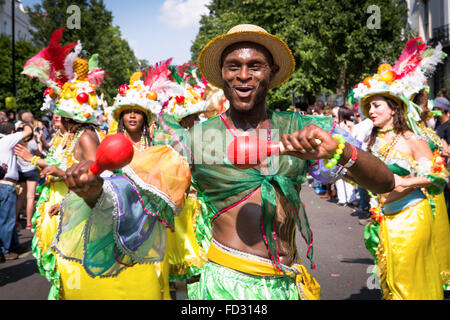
[[212, 186, 297, 266]]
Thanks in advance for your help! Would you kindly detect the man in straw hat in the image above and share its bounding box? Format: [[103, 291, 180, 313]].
[[62, 24, 395, 300], [184, 24, 395, 300]]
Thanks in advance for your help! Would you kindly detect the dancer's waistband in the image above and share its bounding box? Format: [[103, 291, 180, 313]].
[[208, 238, 303, 278], [207, 239, 321, 300], [383, 189, 425, 215]]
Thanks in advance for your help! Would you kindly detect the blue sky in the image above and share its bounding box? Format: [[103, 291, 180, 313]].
[[20, 0, 211, 65]]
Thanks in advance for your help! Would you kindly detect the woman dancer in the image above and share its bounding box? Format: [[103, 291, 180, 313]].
[[354, 38, 449, 299], [51, 67, 191, 299], [20, 30, 105, 299]]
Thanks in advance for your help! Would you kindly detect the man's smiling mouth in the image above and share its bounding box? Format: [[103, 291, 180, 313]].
[[234, 86, 253, 98]]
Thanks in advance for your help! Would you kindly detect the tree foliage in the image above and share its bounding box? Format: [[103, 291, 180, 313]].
[[191, 0, 409, 108], [26, 0, 141, 106], [0, 35, 46, 114]]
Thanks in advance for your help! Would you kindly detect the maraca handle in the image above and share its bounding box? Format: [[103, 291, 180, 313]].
[[277, 139, 321, 154], [89, 161, 101, 176]]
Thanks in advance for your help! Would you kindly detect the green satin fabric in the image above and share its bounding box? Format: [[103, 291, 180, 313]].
[[387, 163, 410, 177], [184, 111, 334, 269], [188, 261, 299, 300], [364, 221, 380, 263]]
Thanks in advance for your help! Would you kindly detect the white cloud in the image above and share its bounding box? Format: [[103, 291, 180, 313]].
[[158, 0, 211, 29]]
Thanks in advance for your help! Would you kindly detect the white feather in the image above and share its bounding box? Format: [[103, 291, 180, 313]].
[[419, 43, 445, 76], [64, 41, 82, 81]]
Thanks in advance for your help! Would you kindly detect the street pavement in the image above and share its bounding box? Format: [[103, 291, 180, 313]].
[[0, 183, 381, 300], [297, 184, 380, 300]]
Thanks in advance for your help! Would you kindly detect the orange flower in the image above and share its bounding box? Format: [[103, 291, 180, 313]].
[[431, 150, 446, 173], [369, 206, 383, 222]]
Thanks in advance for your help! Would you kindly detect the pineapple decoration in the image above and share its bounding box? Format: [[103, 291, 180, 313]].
[[56, 50, 106, 124], [73, 57, 89, 80]]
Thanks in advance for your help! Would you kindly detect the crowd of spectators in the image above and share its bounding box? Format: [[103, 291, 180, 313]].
[[287, 90, 450, 223], [0, 109, 59, 262]]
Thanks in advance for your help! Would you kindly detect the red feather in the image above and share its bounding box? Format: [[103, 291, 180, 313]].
[[392, 37, 427, 79], [143, 58, 173, 87], [43, 28, 77, 83]]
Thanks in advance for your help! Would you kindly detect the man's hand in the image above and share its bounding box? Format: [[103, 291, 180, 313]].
[[64, 161, 104, 208], [14, 144, 33, 162], [283, 124, 395, 194], [40, 165, 65, 178], [281, 124, 339, 160]]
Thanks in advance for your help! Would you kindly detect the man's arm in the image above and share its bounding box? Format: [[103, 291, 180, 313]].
[[281, 124, 395, 194], [21, 124, 33, 141], [0, 125, 33, 150]]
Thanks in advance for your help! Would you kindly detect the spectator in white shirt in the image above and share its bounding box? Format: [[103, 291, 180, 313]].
[[0, 122, 33, 262]]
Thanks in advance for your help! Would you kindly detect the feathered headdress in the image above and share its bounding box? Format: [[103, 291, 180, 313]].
[[22, 28, 76, 92], [111, 58, 184, 122], [23, 28, 107, 124], [163, 63, 209, 122]]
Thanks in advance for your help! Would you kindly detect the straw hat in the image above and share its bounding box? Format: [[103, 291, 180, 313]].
[[198, 24, 295, 90]]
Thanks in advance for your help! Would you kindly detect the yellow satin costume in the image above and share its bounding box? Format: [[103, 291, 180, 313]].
[[57, 139, 174, 300], [51, 145, 190, 300], [57, 241, 171, 300], [167, 195, 208, 280], [430, 193, 450, 289], [34, 129, 173, 300], [367, 144, 447, 300], [376, 192, 443, 299]]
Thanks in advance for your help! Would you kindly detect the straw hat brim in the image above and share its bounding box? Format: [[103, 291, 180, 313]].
[[113, 104, 153, 122], [198, 30, 295, 90], [360, 91, 407, 118]]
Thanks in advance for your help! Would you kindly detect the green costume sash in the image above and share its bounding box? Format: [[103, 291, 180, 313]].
[[156, 111, 335, 269]]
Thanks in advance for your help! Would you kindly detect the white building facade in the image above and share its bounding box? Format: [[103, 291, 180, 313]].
[[0, 0, 32, 42], [408, 0, 450, 96]]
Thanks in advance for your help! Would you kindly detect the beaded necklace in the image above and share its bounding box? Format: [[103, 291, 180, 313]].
[[47, 128, 85, 170], [376, 131, 401, 162], [377, 126, 394, 138], [124, 131, 149, 151]]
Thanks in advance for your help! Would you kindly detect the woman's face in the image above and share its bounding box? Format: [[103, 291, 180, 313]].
[[122, 109, 145, 134], [367, 96, 395, 129], [53, 115, 61, 128]]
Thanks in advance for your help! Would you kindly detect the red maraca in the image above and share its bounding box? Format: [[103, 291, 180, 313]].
[[89, 133, 134, 175], [227, 135, 322, 169], [227, 135, 286, 170]]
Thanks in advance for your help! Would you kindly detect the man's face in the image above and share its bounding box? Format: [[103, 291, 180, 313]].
[[22, 112, 34, 124], [221, 42, 278, 113]]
